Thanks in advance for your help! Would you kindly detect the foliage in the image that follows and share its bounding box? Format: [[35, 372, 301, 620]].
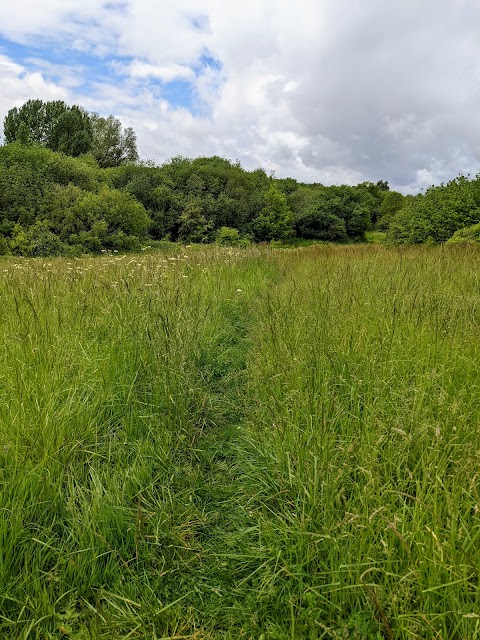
[[215, 226, 251, 246], [387, 175, 480, 244], [295, 204, 347, 240], [90, 114, 139, 168], [446, 221, 480, 243], [0, 236, 9, 255], [3, 100, 140, 169], [289, 183, 376, 241], [0, 144, 148, 254], [6, 98, 480, 252], [3, 99, 93, 156], [252, 185, 295, 241], [377, 190, 404, 229], [25, 219, 69, 257], [177, 200, 214, 243]]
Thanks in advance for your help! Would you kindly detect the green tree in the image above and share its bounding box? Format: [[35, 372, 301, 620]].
[[25, 219, 66, 257], [69, 187, 150, 239], [387, 176, 480, 244], [288, 184, 373, 240], [377, 191, 404, 230], [90, 114, 139, 168], [16, 121, 31, 145], [48, 107, 93, 156], [3, 99, 92, 156], [178, 201, 214, 243], [215, 227, 242, 246], [447, 221, 480, 243], [252, 185, 295, 241], [295, 205, 347, 241]]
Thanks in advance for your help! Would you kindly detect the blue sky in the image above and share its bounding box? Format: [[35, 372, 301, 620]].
[[0, 35, 214, 113], [1, 0, 480, 192]]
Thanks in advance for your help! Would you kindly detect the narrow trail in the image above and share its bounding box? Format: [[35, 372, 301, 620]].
[[161, 266, 279, 638]]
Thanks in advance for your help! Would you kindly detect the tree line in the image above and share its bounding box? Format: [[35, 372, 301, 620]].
[[1, 99, 479, 256]]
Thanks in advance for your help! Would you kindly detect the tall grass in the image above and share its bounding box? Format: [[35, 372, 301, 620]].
[[246, 244, 480, 638], [0, 244, 479, 638]]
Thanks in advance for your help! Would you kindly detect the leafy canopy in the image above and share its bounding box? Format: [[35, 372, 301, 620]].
[[3, 100, 139, 168]]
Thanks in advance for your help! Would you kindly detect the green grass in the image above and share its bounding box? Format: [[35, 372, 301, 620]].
[[364, 230, 386, 243], [0, 244, 479, 638]]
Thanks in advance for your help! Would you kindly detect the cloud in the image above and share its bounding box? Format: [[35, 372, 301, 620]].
[[115, 60, 195, 82], [1, 0, 480, 191]]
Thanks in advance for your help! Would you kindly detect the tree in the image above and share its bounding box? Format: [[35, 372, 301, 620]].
[[252, 185, 295, 241], [177, 201, 214, 243], [386, 175, 480, 244], [377, 191, 404, 230], [215, 227, 242, 245], [295, 204, 347, 241], [90, 114, 138, 168], [3, 99, 92, 156], [48, 107, 93, 156], [447, 221, 480, 243], [16, 122, 31, 145]]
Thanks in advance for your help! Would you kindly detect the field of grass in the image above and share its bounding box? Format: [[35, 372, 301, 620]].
[[0, 244, 479, 639]]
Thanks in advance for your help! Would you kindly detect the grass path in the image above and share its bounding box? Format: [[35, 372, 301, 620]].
[[155, 279, 273, 637], [0, 248, 282, 639]]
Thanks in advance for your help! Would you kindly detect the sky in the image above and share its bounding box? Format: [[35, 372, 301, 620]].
[[1, 0, 480, 193]]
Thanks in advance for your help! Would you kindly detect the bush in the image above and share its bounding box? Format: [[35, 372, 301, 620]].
[[446, 222, 480, 243], [295, 205, 347, 241], [215, 227, 241, 246], [0, 237, 10, 255], [377, 191, 404, 230], [106, 231, 141, 252], [178, 201, 214, 243], [252, 186, 295, 242], [63, 188, 150, 246], [9, 224, 30, 255], [26, 220, 67, 257], [387, 176, 480, 244]]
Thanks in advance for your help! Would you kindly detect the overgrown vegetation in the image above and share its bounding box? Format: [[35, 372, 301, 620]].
[[0, 141, 388, 255], [387, 175, 480, 244], [0, 244, 479, 638], [3, 99, 480, 254]]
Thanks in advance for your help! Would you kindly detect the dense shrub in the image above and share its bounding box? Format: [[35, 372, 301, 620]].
[[177, 201, 214, 243], [252, 185, 295, 241], [25, 220, 68, 257], [387, 176, 480, 244], [446, 222, 480, 243], [295, 205, 347, 241], [8, 139, 480, 253], [377, 191, 404, 229], [289, 183, 377, 241]]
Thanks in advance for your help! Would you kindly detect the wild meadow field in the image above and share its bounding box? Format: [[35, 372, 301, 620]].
[[0, 243, 479, 639]]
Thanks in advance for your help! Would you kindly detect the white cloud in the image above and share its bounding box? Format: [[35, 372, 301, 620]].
[[116, 60, 195, 82], [1, 0, 480, 191]]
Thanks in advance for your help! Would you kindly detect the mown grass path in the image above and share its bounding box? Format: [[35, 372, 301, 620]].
[[151, 267, 278, 638]]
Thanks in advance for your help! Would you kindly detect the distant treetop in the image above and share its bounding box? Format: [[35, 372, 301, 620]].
[[3, 99, 138, 167]]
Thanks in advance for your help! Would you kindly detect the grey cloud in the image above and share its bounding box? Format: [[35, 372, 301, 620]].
[[1, 0, 480, 192]]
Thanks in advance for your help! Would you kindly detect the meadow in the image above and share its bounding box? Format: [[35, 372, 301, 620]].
[[0, 243, 479, 639]]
